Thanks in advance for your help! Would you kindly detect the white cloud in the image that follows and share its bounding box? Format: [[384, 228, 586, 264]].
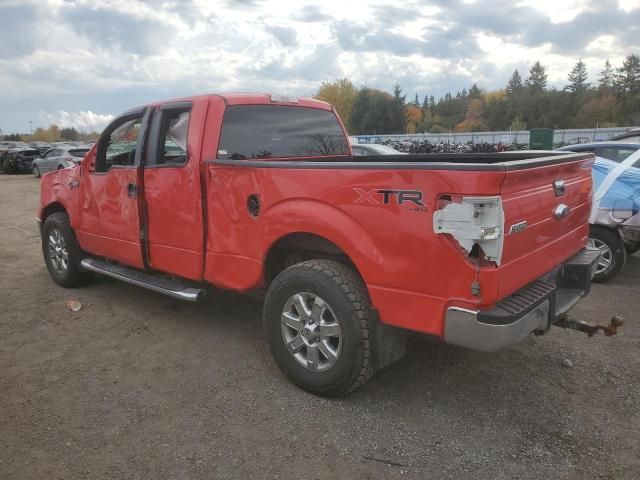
[[0, 0, 638, 132], [38, 110, 115, 132]]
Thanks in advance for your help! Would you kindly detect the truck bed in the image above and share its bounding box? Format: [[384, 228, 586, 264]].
[[213, 152, 591, 170]]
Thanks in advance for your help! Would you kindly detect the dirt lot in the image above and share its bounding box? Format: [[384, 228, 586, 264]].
[[1, 174, 638, 479]]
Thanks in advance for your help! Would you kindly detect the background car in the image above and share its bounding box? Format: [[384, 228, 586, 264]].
[[1, 147, 41, 174], [32, 145, 91, 177], [557, 143, 640, 281], [556, 141, 640, 163], [611, 128, 640, 142], [351, 143, 407, 155]]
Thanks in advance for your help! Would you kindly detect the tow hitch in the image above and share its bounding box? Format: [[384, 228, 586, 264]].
[[553, 315, 624, 337]]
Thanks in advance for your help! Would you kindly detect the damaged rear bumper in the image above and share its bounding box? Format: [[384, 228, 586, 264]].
[[444, 248, 600, 352]]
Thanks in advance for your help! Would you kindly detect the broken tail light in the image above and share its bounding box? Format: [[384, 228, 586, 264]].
[[432, 195, 505, 265]]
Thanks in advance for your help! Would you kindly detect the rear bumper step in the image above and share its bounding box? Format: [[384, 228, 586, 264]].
[[80, 258, 205, 302], [443, 248, 600, 352]]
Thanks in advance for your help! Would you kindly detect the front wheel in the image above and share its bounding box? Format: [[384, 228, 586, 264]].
[[33, 165, 41, 178], [42, 212, 93, 287], [264, 260, 375, 396], [589, 226, 627, 283]]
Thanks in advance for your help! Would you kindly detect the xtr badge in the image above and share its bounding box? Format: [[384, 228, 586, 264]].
[[353, 188, 426, 212]]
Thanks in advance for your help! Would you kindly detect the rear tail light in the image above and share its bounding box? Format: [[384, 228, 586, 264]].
[[433, 195, 505, 265]]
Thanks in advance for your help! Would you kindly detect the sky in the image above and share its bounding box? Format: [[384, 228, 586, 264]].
[[0, 0, 639, 133]]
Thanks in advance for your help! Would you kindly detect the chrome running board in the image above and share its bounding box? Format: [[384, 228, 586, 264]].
[[80, 258, 205, 302]]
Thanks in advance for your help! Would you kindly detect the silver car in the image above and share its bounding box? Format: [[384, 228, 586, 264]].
[[32, 145, 91, 177]]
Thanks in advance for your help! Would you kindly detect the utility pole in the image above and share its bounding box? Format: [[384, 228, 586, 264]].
[[29, 120, 33, 135]]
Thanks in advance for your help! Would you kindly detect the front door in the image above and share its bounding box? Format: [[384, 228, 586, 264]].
[[142, 101, 204, 280], [75, 108, 150, 269]]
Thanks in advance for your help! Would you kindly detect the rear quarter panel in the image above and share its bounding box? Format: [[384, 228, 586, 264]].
[[204, 163, 506, 335]]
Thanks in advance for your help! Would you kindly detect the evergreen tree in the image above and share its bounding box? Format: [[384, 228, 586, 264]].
[[390, 84, 406, 134], [506, 70, 523, 95], [468, 83, 482, 99], [413, 93, 420, 106], [566, 59, 589, 94], [526, 61, 548, 92], [422, 94, 429, 111], [613, 54, 640, 95], [598, 60, 614, 90]]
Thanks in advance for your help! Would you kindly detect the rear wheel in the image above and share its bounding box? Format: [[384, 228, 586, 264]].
[[42, 212, 93, 287], [264, 260, 375, 396], [589, 226, 627, 283]]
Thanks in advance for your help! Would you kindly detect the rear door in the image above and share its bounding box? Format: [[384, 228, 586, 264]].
[[142, 101, 205, 280], [75, 108, 150, 268]]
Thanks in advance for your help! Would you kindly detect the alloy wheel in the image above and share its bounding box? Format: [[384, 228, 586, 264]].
[[48, 229, 69, 273], [280, 292, 342, 372], [588, 237, 613, 275]]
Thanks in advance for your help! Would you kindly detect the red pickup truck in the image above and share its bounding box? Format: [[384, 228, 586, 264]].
[[39, 93, 605, 396]]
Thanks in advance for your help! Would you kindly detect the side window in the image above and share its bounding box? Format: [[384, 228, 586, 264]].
[[95, 116, 143, 173], [158, 110, 190, 166], [46, 149, 61, 158]]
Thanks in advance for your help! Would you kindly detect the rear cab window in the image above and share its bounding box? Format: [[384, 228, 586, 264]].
[[218, 105, 349, 160]]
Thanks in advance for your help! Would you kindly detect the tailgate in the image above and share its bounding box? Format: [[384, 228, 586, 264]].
[[496, 154, 594, 297]]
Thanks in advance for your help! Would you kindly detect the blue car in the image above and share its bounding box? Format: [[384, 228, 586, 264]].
[[556, 142, 640, 282]]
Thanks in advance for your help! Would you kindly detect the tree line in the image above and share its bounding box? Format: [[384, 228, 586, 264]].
[[315, 55, 640, 135], [3, 126, 99, 143]]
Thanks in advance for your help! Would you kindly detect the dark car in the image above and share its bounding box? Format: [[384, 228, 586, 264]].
[[1, 147, 41, 174]]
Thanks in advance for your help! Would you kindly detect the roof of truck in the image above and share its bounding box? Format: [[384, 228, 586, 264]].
[[146, 93, 332, 111]]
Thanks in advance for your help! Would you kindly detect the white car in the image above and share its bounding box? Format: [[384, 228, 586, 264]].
[[32, 145, 91, 177]]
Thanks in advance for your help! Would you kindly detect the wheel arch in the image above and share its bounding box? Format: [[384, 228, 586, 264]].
[[264, 232, 362, 284], [259, 199, 384, 289], [40, 201, 68, 222]]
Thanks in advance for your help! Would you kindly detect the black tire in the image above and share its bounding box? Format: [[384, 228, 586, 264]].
[[264, 260, 375, 396], [33, 165, 41, 178], [590, 226, 627, 283], [41, 212, 93, 287], [57, 165, 64, 170]]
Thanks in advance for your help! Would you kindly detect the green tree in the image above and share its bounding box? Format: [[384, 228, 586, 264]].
[[613, 54, 640, 95], [506, 70, 523, 95], [566, 59, 589, 94], [598, 60, 614, 90], [526, 61, 548, 92], [314, 78, 357, 128], [60, 127, 79, 141], [390, 84, 406, 134]]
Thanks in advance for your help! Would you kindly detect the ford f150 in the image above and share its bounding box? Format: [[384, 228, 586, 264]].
[[38, 93, 617, 396]]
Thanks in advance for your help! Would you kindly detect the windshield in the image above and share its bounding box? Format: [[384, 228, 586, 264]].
[[218, 105, 349, 160]]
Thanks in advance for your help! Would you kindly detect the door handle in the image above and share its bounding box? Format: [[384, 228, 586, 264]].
[[127, 183, 138, 198]]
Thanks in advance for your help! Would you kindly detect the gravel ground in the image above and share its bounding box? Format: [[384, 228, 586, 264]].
[[1, 174, 639, 479]]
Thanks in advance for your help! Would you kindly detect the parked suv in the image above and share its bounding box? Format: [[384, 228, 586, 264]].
[[32, 145, 91, 177]]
